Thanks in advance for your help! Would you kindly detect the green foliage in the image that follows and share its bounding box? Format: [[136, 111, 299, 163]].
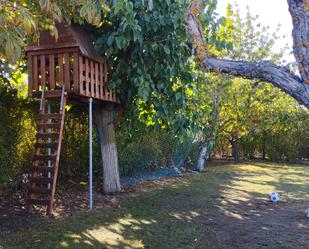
[[0, 1, 36, 62], [0, 0, 225, 132], [117, 121, 177, 176], [255, 96, 309, 161], [0, 0, 308, 192], [0, 0, 108, 62], [59, 106, 102, 182], [208, 5, 307, 162], [215, 4, 287, 62], [0, 71, 36, 184], [94, 0, 194, 129]]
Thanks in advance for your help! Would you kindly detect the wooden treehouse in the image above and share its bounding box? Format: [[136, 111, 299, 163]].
[[26, 23, 119, 215]]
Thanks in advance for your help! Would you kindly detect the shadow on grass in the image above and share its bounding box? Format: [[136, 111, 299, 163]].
[[1, 162, 309, 249]]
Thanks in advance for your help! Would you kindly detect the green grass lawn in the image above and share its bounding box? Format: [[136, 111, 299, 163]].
[[1, 162, 309, 249]]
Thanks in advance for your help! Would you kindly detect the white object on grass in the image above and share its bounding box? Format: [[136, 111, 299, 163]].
[[173, 167, 182, 175], [305, 208, 309, 218], [269, 192, 280, 202]]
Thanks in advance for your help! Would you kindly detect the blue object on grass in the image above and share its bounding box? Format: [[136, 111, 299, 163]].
[[120, 168, 180, 185]]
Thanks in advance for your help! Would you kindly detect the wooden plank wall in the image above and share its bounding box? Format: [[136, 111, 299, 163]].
[[28, 51, 79, 94], [78, 55, 118, 102], [28, 50, 119, 103]]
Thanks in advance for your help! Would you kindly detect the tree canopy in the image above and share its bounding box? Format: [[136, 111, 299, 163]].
[[0, 0, 308, 189]]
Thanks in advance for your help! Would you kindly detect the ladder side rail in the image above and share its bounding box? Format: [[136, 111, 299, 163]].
[[39, 84, 46, 112], [60, 85, 65, 112], [47, 85, 66, 215], [47, 102, 52, 189]]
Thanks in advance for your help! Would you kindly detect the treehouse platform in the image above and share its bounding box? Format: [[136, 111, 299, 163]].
[[26, 23, 119, 215], [26, 23, 119, 104]]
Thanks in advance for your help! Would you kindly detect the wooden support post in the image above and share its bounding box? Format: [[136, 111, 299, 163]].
[[89, 98, 93, 210]]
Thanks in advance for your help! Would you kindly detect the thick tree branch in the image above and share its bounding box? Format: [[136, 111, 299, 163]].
[[185, 0, 309, 108], [288, 0, 309, 83], [203, 58, 309, 107]]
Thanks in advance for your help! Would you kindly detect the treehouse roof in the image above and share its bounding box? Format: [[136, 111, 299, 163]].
[[26, 23, 103, 63]]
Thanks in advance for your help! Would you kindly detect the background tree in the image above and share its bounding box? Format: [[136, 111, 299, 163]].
[[189, 5, 287, 164], [185, 0, 309, 108], [186, 3, 308, 165]]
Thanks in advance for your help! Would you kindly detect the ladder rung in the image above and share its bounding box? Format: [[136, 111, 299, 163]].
[[33, 155, 57, 161], [29, 187, 52, 195], [38, 114, 62, 120], [29, 176, 53, 184], [35, 143, 59, 149], [32, 166, 55, 173], [37, 123, 61, 130], [36, 133, 60, 139], [27, 198, 50, 206]]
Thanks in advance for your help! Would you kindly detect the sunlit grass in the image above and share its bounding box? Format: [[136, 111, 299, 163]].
[[216, 163, 309, 201]]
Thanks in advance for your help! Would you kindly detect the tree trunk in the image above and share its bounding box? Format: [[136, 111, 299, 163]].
[[196, 92, 220, 171], [262, 134, 266, 160], [288, 0, 309, 83], [185, 0, 309, 108], [231, 141, 240, 163], [196, 145, 208, 172], [262, 147, 266, 160], [94, 105, 121, 193]]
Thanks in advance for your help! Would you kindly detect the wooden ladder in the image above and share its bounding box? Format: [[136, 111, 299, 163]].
[[27, 86, 67, 215]]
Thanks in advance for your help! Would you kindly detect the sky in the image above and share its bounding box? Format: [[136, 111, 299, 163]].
[[216, 0, 294, 62]]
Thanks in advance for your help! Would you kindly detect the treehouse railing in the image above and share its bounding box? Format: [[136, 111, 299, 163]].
[[27, 48, 119, 103]]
